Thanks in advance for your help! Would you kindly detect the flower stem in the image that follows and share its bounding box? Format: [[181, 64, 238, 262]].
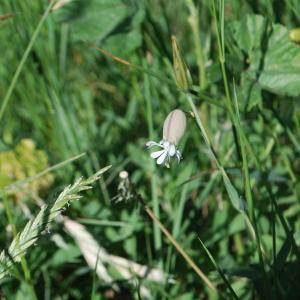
[[143, 60, 162, 265]]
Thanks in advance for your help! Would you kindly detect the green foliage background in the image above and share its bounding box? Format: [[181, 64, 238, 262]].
[[1, 0, 300, 299]]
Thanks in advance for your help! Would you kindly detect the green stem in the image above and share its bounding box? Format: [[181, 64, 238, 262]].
[[0, 0, 57, 122], [186, 92, 266, 274], [3, 197, 38, 300], [187, 0, 206, 89], [210, 3, 266, 273], [211, 1, 259, 168], [232, 85, 266, 275], [143, 60, 162, 263], [220, 62, 234, 118]]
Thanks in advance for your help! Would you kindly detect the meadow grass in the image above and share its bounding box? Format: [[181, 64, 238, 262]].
[[1, 0, 300, 299]]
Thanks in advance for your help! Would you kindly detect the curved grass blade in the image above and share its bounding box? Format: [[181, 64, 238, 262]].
[[89, 44, 222, 109], [0, 0, 58, 122], [198, 238, 239, 300], [1, 152, 86, 196]]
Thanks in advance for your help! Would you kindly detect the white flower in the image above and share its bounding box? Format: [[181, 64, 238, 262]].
[[146, 109, 186, 167]]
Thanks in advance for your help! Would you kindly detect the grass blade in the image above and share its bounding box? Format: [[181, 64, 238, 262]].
[[198, 238, 239, 300], [0, 0, 57, 122]]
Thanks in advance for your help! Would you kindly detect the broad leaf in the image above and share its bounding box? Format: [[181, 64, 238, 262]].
[[229, 14, 300, 100], [55, 0, 144, 55]]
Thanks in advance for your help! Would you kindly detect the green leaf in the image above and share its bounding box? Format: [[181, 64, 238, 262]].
[[229, 14, 300, 98], [55, 0, 145, 55], [58, 0, 130, 42], [103, 8, 145, 56], [221, 169, 244, 213], [276, 236, 292, 270], [51, 244, 81, 267], [230, 14, 265, 55], [226, 266, 262, 281]]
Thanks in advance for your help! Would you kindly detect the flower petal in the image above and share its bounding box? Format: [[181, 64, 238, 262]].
[[176, 150, 181, 162], [163, 109, 186, 144], [168, 144, 176, 156], [156, 151, 168, 165], [150, 149, 165, 159], [146, 141, 162, 148]]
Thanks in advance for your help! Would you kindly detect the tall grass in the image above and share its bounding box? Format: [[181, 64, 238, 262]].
[[1, 0, 300, 299]]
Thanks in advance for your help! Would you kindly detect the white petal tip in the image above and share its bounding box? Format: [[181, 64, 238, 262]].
[[146, 141, 153, 147], [151, 149, 165, 159], [156, 151, 168, 165], [146, 141, 162, 148]]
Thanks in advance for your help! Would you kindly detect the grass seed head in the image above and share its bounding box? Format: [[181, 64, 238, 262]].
[[171, 35, 192, 91]]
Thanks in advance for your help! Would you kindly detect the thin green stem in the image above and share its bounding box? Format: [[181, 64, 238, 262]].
[[1, 153, 85, 195], [3, 197, 38, 300], [220, 62, 234, 117], [232, 84, 266, 275], [90, 153, 110, 205], [0, 0, 57, 123], [92, 45, 222, 109], [187, 94, 213, 150], [187, 0, 206, 89], [199, 238, 239, 300], [266, 184, 300, 260], [211, 2, 266, 274], [211, 0, 260, 168], [186, 93, 265, 267], [143, 60, 162, 263]]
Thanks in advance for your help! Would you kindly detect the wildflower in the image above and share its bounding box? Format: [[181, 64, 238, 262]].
[[146, 109, 186, 167]]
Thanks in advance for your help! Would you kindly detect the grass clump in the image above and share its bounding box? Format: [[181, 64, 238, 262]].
[[1, 0, 300, 299]]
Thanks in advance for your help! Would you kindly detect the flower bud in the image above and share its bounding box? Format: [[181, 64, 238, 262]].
[[119, 170, 129, 179], [163, 109, 186, 144], [171, 36, 192, 91]]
